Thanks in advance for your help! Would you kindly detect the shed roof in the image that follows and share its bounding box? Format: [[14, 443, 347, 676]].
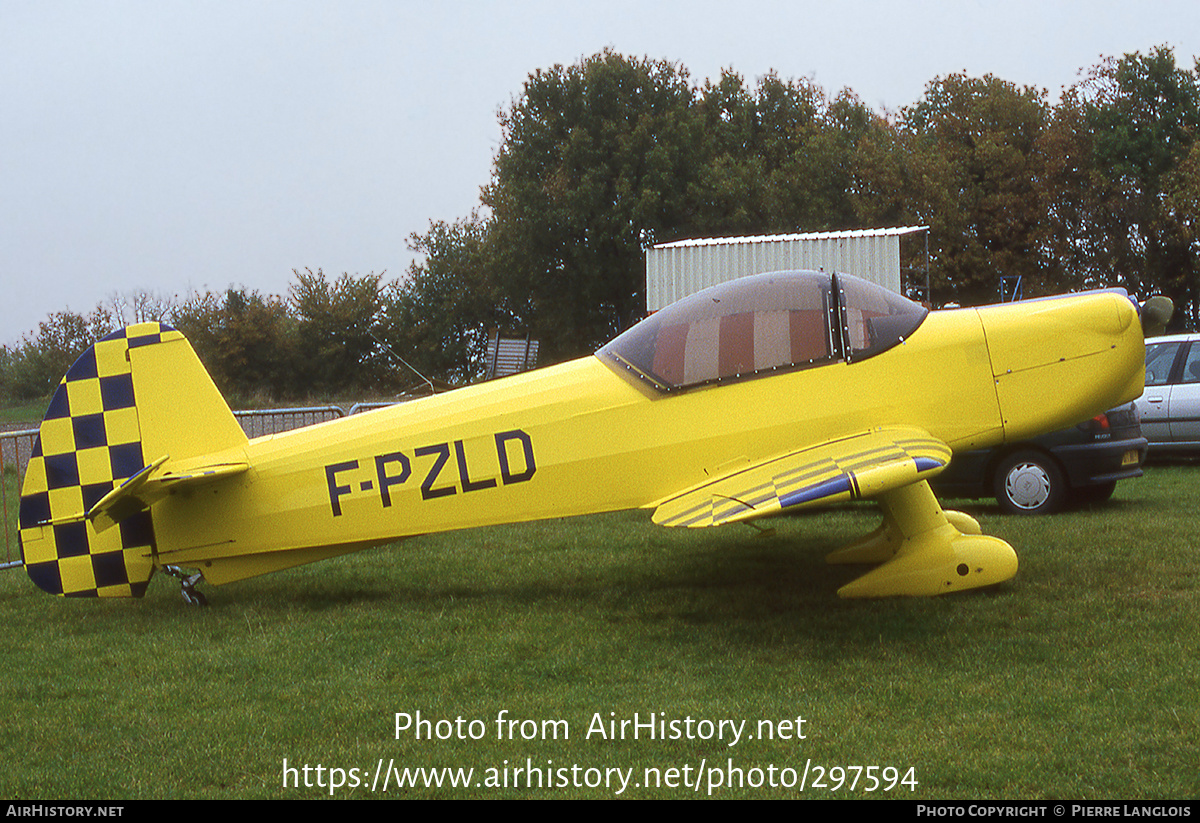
[[652, 226, 928, 250]]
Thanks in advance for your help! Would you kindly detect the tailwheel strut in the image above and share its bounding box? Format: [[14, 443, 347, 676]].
[[163, 565, 208, 606]]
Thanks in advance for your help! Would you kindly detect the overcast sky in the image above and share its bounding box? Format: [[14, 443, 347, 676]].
[[3, 0, 1198, 346]]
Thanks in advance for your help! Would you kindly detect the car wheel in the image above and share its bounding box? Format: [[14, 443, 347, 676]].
[[994, 451, 1067, 515]]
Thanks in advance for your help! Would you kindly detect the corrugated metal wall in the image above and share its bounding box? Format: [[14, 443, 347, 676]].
[[646, 227, 926, 311]]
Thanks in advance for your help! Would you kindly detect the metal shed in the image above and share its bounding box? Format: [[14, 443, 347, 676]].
[[646, 226, 928, 311]]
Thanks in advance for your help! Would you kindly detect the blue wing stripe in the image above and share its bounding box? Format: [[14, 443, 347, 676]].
[[779, 474, 854, 508]]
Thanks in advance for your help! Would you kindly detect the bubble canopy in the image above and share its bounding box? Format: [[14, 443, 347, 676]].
[[598, 270, 928, 392]]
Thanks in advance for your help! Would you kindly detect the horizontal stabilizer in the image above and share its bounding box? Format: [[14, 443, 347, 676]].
[[88, 458, 250, 532], [653, 427, 950, 528]]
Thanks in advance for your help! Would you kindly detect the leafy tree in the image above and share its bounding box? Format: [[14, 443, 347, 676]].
[[172, 288, 298, 401], [4, 308, 116, 400], [846, 108, 923, 293], [482, 50, 707, 360], [1080, 47, 1200, 327], [901, 73, 1051, 305], [694, 74, 868, 235], [693, 69, 772, 234], [290, 269, 387, 395], [0, 345, 12, 401], [756, 78, 858, 231], [21, 48, 1199, 398], [384, 215, 509, 385], [410, 53, 886, 372], [1036, 87, 1107, 294], [1164, 141, 1200, 267]]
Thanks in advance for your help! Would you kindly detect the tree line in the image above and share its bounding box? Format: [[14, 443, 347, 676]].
[[0, 270, 398, 404], [4, 46, 1198, 403], [411, 46, 1200, 367]]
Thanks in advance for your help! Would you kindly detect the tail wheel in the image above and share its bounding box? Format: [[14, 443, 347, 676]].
[[181, 588, 208, 607], [995, 451, 1067, 515], [164, 565, 209, 607]]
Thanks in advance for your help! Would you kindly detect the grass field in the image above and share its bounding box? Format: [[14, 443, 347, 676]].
[[0, 466, 1197, 799], [0, 401, 44, 427]]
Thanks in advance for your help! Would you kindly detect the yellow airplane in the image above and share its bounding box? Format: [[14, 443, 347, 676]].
[[17, 271, 1153, 604]]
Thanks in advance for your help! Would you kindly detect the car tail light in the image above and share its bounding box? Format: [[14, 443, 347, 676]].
[[1078, 413, 1111, 438]]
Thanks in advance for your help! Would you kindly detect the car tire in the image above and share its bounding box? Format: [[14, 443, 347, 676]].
[[994, 451, 1067, 515]]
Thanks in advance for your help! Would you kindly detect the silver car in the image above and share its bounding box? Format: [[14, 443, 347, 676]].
[[1138, 334, 1200, 452]]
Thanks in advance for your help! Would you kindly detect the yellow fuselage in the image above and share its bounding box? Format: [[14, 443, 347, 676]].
[[153, 292, 1144, 585]]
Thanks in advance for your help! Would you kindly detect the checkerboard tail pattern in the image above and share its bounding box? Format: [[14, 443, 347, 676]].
[[16, 323, 185, 597]]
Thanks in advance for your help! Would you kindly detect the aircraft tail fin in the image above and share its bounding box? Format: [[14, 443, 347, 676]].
[[17, 322, 248, 597]]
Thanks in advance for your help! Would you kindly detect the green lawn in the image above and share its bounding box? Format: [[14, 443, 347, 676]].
[[0, 467, 1196, 799], [0, 400, 45, 427]]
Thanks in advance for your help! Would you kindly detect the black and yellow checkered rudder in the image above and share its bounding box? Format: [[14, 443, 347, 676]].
[[17, 322, 248, 598]]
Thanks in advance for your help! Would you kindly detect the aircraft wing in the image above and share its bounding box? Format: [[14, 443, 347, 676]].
[[652, 427, 951, 528]]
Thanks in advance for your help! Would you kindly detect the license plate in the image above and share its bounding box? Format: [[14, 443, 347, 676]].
[[1121, 450, 1139, 466]]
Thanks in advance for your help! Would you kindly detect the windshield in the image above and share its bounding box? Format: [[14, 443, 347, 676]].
[[599, 270, 927, 392], [837, 273, 929, 361]]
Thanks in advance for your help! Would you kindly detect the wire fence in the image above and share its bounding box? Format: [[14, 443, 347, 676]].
[[230, 405, 346, 438], [1, 404, 366, 568], [1, 426, 38, 568]]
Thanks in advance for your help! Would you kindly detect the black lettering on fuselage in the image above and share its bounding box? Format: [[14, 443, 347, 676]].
[[323, 428, 537, 516], [326, 460, 358, 516], [455, 440, 498, 492], [375, 452, 411, 507], [496, 430, 536, 484], [415, 443, 456, 500]]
